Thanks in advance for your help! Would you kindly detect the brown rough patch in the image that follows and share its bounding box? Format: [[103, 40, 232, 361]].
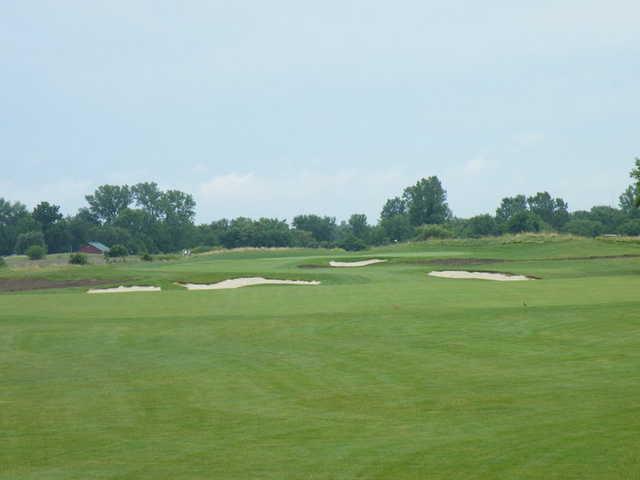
[[0, 278, 113, 292]]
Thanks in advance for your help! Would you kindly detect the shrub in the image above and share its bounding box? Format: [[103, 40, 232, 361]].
[[106, 244, 128, 258], [464, 215, 498, 238], [140, 253, 153, 262], [618, 219, 640, 236], [505, 212, 542, 234], [15, 231, 46, 255], [415, 224, 453, 240], [69, 253, 88, 265], [565, 219, 604, 238], [26, 245, 46, 260], [339, 234, 368, 252]]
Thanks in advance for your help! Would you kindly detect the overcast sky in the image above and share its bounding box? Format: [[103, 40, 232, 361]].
[[1, 1, 638, 223]]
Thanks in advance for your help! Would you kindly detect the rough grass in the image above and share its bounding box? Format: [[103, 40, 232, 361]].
[[1, 237, 640, 478]]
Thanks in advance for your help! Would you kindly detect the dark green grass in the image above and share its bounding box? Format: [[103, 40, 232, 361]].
[[1, 237, 640, 478]]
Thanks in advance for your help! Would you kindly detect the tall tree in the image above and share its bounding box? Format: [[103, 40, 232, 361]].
[[496, 195, 528, 225], [380, 197, 406, 221], [292, 215, 337, 243], [85, 185, 133, 224], [32, 202, 63, 229], [348, 214, 370, 240], [132, 182, 163, 219], [527, 192, 569, 228], [620, 185, 640, 218], [631, 158, 640, 207], [402, 176, 450, 226]]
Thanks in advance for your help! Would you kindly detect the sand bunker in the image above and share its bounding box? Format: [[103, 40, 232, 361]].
[[428, 271, 531, 282], [179, 277, 321, 290], [329, 259, 387, 267], [87, 286, 161, 294]]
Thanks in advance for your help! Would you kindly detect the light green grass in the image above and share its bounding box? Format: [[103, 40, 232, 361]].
[[1, 237, 640, 478]]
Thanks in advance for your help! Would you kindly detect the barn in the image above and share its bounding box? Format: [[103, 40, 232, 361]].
[[79, 242, 110, 255]]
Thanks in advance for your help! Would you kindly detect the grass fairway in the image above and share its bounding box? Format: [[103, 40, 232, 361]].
[[2, 236, 640, 479]]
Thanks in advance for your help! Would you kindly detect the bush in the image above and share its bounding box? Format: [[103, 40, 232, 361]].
[[464, 215, 498, 238], [106, 244, 128, 258], [26, 245, 46, 260], [618, 219, 640, 236], [69, 253, 88, 265], [505, 212, 542, 234], [415, 224, 453, 240], [565, 219, 604, 237], [15, 231, 46, 255], [339, 234, 368, 252], [140, 253, 153, 262]]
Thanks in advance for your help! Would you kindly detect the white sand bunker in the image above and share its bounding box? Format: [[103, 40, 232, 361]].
[[428, 271, 532, 282], [329, 259, 387, 268], [180, 277, 321, 290], [87, 285, 161, 294]]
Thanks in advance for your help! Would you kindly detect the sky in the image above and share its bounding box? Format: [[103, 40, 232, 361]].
[[1, 1, 639, 223]]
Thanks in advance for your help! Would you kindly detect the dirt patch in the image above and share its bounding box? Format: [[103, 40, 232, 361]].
[[0, 278, 113, 292]]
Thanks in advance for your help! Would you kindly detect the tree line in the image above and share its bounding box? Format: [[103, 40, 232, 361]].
[[1, 160, 639, 256]]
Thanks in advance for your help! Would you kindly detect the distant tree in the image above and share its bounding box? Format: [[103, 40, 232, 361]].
[[380, 214, 414, 242], [505, 211, 542, 234], [565, 219, 604, 237], [32, 202, 63, 229], [464, 214, 498, 238], [15, 231, 46, 254], [85, 185, 133, 224], [348, 214, 370, 241], [588, 206, 626, 233], [132, 182, 163, 219], [619, 185, 640, 218], [292, 215, 337, 243], [402, 177, 450, 226], [338, 233, 367, 251], [496, 195, 528, 225], [618, 219, 640, 236], [631, 158, 640, 207], [0, 199, 34, 255], [380, 197, 406, 220], [44, 221, 72, 253], [527, 192, 569, 229]]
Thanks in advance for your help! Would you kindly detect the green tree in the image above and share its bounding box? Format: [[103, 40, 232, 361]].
[[132, 182, 163, 219], [292, 215, 337, 243], [85, 185, 133, 224], [348, 214, 370, 241], [15, 231, 46, 254], [464, 214, 498, 238], [32, 201, 63, 228], [402, 177, 450, 226], [619, 185, 640, 218], [527, 192, 569, 229], [380, 197, 406, 220], [496, 195, 528, 225], [380, 214, 414, 242], [631, 158, 640, 207]]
